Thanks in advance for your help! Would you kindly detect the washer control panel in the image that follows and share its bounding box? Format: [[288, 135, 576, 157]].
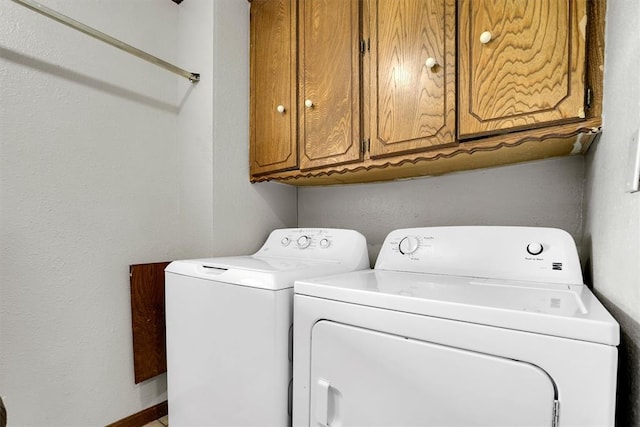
[[254, 228, 368, 263], [376, 226, 583, 285]]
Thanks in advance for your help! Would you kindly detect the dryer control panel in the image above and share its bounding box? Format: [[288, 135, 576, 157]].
[[375, 226, 582, 285]]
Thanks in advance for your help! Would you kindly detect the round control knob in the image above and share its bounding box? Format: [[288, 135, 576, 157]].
[[526, 242, 544, 256], [320, 238, 330, 248], [276, 105, 286, 114], [304, 99, 314, 109], [281, 237, 290, 246], [297, 235, 311, 249], [398, 236, 420, 255], [425, 57, 438, 69], [480, 31, 493, 44]]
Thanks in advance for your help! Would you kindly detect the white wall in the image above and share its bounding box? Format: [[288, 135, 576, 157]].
[[175, 1, 216, 259], [583, 1, 640, 425], [584, 0, 640, 325], [210, 0, 297, 256], [0, 1, 179, 424], [0, 0, 296, 425], [299, 156, 585, 265], [177, 0, 297, 259]]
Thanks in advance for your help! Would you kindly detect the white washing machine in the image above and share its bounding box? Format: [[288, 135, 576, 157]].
[[293, 226, 619, 427], [165, 228, 369, 427]]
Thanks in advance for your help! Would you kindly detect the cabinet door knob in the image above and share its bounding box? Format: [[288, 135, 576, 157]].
[[304, 99, 314, 108], [276, 105, 286, 114], [480, 31, 492, 44], [425, 57, 438, 69]]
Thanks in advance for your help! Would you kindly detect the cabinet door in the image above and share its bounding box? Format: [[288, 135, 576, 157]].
[[369, 0, 456, 158], [458, 0, 587, 138], [250, 0, 298, 176], [299, 0, 362, 170]]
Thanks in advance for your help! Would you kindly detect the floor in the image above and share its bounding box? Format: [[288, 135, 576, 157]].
[[143, 415, 168, 427]]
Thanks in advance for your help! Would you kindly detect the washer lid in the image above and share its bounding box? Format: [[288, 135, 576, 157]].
[[165, 228, 370, 291], [295, 270, 620, 346], [166, 257, 347, 290]]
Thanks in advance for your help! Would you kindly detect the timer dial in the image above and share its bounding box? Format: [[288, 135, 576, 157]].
[[398, 236, 420, 255], [297, 235, 312, 249]]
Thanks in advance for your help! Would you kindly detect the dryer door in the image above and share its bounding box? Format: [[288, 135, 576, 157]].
[[310, 321, 557, 427]]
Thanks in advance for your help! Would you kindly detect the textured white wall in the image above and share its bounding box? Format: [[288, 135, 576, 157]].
[[299, 156, 585, 265], [0, 1, 179, 425], [175, 1, 215, 259], [210, 0, 297, 256], [584, 0, 640, 327], [0, 0, 296, 425], [583, 1, 640, 425]]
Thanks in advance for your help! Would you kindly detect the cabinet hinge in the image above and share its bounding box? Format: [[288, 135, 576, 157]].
[[360, 39, 370, 54], [586, 87, 593, 109], [361, 138, 370, 154], [552, 400, 560, 427]]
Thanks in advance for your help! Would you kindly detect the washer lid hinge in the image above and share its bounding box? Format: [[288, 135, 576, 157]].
[[552, 400, 560, 427]]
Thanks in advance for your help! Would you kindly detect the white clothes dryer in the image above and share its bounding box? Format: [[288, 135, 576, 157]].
[[292, 226, 619, 427], [165, 228, 369, 427]]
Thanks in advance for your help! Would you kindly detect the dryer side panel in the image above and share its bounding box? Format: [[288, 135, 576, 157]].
[[310, 320, 556, 427]]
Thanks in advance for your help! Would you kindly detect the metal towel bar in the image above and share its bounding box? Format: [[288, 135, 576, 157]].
[[8, 0, 200, 83]]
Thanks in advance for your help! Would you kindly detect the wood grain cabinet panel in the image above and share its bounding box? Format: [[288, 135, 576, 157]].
[[299, 0, 362, 170], [369, 0, 456, 158], [250, 0, 298, 175], [458, 0, 587, 138], [248, 0, 603, 185]]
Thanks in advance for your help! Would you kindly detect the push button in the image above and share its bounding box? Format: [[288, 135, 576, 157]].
[[526, 242, 544, 256]]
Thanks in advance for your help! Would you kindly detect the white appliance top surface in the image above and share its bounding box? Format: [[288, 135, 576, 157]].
[[295, 226, 619, 346], [165, 228, 369, 290], [295, 270, 619, 346]]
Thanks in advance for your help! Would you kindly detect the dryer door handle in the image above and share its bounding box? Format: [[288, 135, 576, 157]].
[[315, 378, 331, 427]]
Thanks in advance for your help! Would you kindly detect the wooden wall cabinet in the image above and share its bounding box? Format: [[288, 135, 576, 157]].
[[298, 0, 362, 170], [368, 0, 456, 158], [458, 0, 587, 138], [249, 0, 604, 185], [249, 0, 298, 175]]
